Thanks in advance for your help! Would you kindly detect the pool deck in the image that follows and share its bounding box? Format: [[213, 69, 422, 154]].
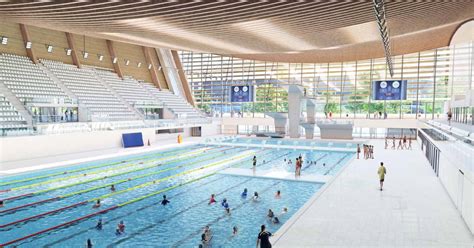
[[0, 136, 208, 175], [219, 167, 332, 183], [272, 139, 474, 248]]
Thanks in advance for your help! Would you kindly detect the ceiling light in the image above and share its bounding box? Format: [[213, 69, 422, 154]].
[[112, 57, 118, 64], [25, 41, 32, 49], [46, 45, 53, 53], [125, 60, 130, 66], [137, 62, 142, 68], [148, 64, 152, 70], [83, 52, 89, 59], [98, 54, 104, 61], [65, 48, 72, 56], [1, 36, 8, 45]]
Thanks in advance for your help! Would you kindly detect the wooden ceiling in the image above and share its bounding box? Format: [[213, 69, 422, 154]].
[[0, 1, 472, 63]]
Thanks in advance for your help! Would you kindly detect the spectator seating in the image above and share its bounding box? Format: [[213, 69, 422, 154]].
[[0, 53, 72, 104], [41, 60, 140, 121]]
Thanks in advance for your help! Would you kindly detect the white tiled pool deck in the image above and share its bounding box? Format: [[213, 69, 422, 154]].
[[273, 139, 474, 247]]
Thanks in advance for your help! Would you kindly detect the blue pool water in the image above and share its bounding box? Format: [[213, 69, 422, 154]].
[[0, 141, 353, 247]]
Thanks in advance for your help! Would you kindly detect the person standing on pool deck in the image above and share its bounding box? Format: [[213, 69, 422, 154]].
[[378, 162, 387, 191], [357, 144, 361, 159], [257, 224, 272, 248], [391, 136, 396, 149]]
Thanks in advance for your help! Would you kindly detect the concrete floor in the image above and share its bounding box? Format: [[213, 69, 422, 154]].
[[273, 139, 474, 248]]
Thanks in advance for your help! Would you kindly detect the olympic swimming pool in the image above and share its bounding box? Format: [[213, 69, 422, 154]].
[[0, 139, 355, 247]]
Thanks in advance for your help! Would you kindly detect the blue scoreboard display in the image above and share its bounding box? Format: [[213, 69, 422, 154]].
[[230, 85, 254, 102], [372, 80, 407, 100]]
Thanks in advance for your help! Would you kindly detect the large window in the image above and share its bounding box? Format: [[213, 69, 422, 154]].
[[180, 41, 473, 119]]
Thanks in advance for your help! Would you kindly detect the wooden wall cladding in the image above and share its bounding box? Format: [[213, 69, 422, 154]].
[[72, 35, 114, 70], [114, 41, 152, 82], [28, 26, 72, 64], [0, 21, 167, 86], [0, 22, 27, 56]]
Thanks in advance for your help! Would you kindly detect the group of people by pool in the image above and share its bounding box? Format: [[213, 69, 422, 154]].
[[385, 136, 412, 150], [356, 144, 375, 160], [200, 187, 288, 247]]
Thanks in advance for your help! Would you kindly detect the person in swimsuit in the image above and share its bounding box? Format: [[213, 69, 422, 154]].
[[204, 225, 212, 241], [357, 144, 361, 159], [87, 239, 93, 248], [253, 192, 259, 201], [272, 217, 280, 224], [267, 209, 274, 218], [252, 156, 257, 168], [403, 136, 407, 148], [280, 207, 288, 215], [257, 225, 272, 248], [92, 200, 101, 208], [209, 194, 216, 205], [275, 190, 281, 199], [232, 226, 238, 236], [161, 195, 170, 206], [241, 188, 248, 198], [95, 219, 103, 230], [110, 185, 116, 192], [0, 200, 4, 208]]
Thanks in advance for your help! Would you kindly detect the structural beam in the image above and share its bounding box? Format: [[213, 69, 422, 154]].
[[142, 46, 161, 90], [65, 32, 81, 68], [171, 50, 195, 106], [19, 24, 37, 64], [106, 40, 123, 78]]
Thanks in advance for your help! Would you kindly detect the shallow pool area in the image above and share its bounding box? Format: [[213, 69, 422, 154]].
[[0, 140, 354, 247]]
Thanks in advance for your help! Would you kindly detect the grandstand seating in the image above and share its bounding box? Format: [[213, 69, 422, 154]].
[[0, 93, 28, 131], [41, 60, 139, 121], [0, 54, 72, 104], [93, 69, 160, 108], [140, 81, 203, 119]]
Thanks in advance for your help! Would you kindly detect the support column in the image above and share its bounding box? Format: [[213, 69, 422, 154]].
[[19, 24, 37, 64], [171, 50, 195, 106], [288, 85, 303, 138], [65, 32, 81, 68], [106, 40, 123, 78], [142, 46, 161, 89]]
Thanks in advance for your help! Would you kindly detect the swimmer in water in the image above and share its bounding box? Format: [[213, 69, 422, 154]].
[[115, 228, 122, 236], [0, 200, 4, 208], [232, 226, 238, 236], [221, 198, 228, 207], [118, 221, 125, 232], [253, 192, 259, 201], [273, 217, 280, 224], [323, 163, 326, 167], [204, 225, 212, 241], [275, 190, 281, 199], [267, 209, 274, 218], [208, 194, 216, 205], [281, 207, 288, 215], [241, 188, 248, 198], [87, 239, 93, 248], [96, 218, 103, 230], [92, 199, 101, 208], [161, 195, 170, 206], [110, 185, 116, 192]]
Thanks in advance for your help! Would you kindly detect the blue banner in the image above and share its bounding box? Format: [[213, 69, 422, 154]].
[[372, 80, 407, 100], [122, 132, 144, 148], [230, 85, 253, 102]]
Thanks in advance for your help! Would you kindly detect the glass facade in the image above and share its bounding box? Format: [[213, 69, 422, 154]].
[[179, 41, 473, 119]]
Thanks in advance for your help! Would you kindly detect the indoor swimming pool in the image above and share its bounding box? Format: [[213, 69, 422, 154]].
[[0, 140, 354, 247]]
